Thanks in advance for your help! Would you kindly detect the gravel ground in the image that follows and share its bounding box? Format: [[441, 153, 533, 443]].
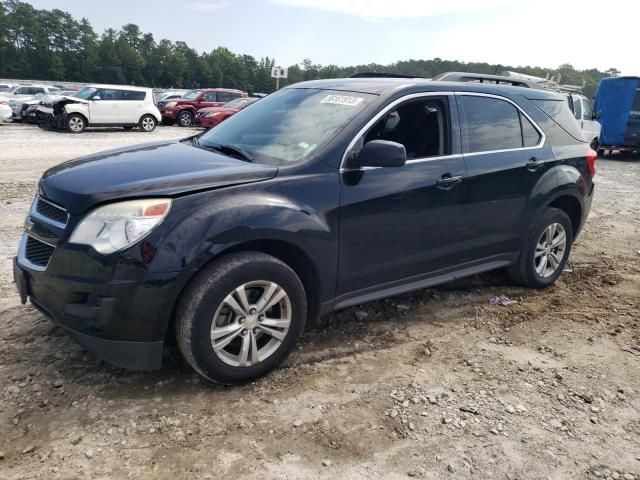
[[0, 123, 639, 480]]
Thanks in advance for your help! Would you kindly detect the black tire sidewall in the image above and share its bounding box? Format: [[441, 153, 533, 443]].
[[184, 255, 306, 384], [521, 208, 573, 288], [139, 115, 157, 132], [66, 114, 85, 133], [178, 110, 193, 127]]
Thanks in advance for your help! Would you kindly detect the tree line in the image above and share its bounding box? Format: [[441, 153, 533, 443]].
[[0, 0, 617, 97]]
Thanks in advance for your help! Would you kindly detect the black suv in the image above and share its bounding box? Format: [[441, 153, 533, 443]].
[[14, 78, 596, 384]]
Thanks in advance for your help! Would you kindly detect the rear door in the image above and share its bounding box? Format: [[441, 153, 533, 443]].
[[118, 89, 146, 124], [338, 93, 468, 297], [455, 93, 551, 260], [624, 88, 640, 147]]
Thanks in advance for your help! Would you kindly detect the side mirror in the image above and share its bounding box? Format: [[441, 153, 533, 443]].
[[91, 95, 101, 101], [351, 140, 406, 168], [593, 111, 601, 120]]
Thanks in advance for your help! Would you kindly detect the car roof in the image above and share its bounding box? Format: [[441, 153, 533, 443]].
[[287, 78, 565, 101], [200, 88, 246, 93], [85, 84, 150, 92]]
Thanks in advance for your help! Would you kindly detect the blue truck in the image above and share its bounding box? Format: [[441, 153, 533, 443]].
[[594, 76, 640, 154]]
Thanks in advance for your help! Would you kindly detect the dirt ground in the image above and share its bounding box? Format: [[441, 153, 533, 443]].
[[0, 123, 639, 480]]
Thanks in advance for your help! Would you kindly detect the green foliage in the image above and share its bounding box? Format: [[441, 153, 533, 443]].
[[0, 0, 613, 97]]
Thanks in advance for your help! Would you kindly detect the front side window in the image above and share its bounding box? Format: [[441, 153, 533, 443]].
[[573, 96, 582, 120], [199, 88, 373, 165], [458, 96, 524, 153], [581, 98, 593, 120], [72, 87, 98, 100], [363, 97, 451, 159], [202, 92, 217, 102], [96, 89, 117, 100]]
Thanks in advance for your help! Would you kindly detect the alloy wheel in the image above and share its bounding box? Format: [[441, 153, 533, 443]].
[[179, 112, 192, 127], [210, 281, 291, 367], [68, 116, 84, 132], [141, 117, 155, 131], [534, 223, 567, 278]]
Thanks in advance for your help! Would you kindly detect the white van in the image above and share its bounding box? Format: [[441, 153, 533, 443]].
[[566, 93, 602, 150], [48, 84, 161, 133]]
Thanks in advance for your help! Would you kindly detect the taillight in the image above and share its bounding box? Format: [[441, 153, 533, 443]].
[[586, 148, 597, 177]]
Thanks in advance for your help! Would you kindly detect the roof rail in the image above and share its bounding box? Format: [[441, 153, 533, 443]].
[[349, 72, 423, 79]]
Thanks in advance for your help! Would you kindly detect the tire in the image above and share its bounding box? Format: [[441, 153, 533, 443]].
[[66, 113, 86, 133], [508, 207, 573, 289], [176, 252, 307, 384], [177, 110, 194, 127], [597, 148, 605, 157], [139, 114, 157, 132], [590, 138, 599, 151]]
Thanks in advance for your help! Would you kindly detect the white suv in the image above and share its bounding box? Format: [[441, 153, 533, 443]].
[[0, 84, 60, 99], [50, 84, 161, 133], [565, 93, 601, 150]]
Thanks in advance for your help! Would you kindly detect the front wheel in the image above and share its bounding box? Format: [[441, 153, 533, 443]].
[[139, 114, 157, 132], [176, 252, 307, 384], [508, 208, 573, 288], [66, 114, 86, 133]]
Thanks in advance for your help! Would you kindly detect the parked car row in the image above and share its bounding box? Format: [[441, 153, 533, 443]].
[[1, 82, 264, 132]]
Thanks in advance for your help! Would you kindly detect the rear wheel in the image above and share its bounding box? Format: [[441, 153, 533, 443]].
[[590, 138, 599, 151], [508, 208, 573, 288], [176, 252, 307, 384], [177, 110, 194, 127], [66, 114, 86, 133], [139, 114, 157, 132]]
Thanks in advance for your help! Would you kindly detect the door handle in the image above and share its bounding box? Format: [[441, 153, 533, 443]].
[[436, 174, 463, 190], [526, 157, 545, 171]]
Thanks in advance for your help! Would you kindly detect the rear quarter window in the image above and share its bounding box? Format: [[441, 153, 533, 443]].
[[531, 99, 585, 142]]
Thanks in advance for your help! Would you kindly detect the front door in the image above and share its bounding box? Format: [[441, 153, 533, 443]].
[[337, 94, 468, 298], [89, 88, 120, 124]]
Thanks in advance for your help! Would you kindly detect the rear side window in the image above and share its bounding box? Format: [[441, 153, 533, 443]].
[[217, 92, 234, 102], [118, 90, 146, 101], [458, 96, 530, 153], [521, 115, 541, 147], [531, 99, 585, 141], [202, 91, 217, 101]]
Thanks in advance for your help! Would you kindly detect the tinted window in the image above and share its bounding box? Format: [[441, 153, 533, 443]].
[[118, 90, 145, 101], [202, 92, 217, 101], [521, 114, 541, 147], [14, 87, 28, 94], [217, 92, 234, 102], [459, 96, 523, 153], [363, 97, 450, 159], [96, 89, 117, 100], [531, 99, 585, 141]]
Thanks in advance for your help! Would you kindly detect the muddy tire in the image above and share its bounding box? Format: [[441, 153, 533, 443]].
[[508, 208, 573, 289], [66, 114, 86, 133], [176, 252, 307, 385]]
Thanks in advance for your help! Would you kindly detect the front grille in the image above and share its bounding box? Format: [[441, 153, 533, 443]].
[[35, 196, 68, 226], [25, 236, 54, 268]]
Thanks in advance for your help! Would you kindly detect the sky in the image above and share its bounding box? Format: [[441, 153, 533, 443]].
[[24, 0, 640, 74]]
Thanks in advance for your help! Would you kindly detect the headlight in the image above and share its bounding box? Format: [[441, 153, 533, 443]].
[[69, 199, 172, 254], [204, 112, 222, 118], [165, 102, 177, 109]]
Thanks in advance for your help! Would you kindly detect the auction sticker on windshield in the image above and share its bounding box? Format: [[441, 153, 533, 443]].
[[321, 94, 364, 106]]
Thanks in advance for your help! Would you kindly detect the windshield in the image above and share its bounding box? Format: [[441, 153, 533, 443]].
[[199, 88, 373, 165], [72, 87, 98, 100], [223, 98, 248, 109], [182, 90, 201, 100]]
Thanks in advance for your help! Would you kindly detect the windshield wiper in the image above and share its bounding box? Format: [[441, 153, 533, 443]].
[[200, 142, 255, 162]]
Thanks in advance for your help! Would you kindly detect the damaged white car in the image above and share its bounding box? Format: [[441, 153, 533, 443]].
[[40, 84, 161, 133]]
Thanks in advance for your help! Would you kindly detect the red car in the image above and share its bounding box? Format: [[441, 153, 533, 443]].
[[196, 97, 260, 128], [160, 88, 247, 127]]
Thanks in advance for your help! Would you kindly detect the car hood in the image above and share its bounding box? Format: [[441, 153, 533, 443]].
[[39, 140, 278, 215]]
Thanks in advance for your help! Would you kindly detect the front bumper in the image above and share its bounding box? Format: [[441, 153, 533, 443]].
[[14, 241, 194, 370]]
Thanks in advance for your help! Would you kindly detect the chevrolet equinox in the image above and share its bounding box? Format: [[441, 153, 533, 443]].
[[14, 78, 596, 384]]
